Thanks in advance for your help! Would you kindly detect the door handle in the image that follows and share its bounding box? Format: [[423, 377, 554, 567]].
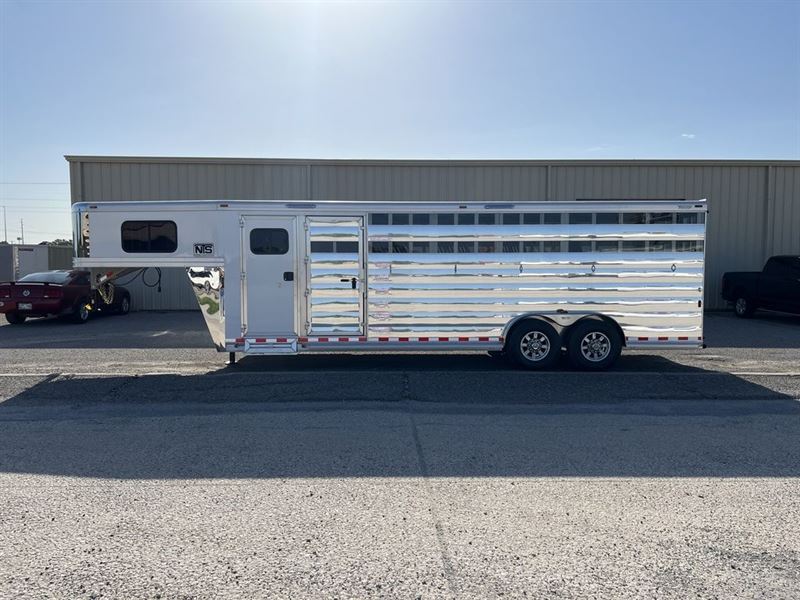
[[340, 277, 357, 289], [283, 271, 294, 282]]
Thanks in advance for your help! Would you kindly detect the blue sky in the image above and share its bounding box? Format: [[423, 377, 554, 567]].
[[1, 0, 798, 243]]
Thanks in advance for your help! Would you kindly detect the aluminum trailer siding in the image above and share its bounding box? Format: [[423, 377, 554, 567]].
[[72, 199, 706, 367]]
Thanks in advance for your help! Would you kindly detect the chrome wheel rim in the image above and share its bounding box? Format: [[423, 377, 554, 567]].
[[122, 298, 129, 312], [520, 331, 551, 361], [735, 298, 747, 314], [580, 332, 611, 362], [80, 305, 89, 321]]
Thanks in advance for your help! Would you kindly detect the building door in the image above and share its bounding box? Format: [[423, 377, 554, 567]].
[[242, 216, 296, 335], [305, 216, 365, 335], [15, 247, 48, 279]]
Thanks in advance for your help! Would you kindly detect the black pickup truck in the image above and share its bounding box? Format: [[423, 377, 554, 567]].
[[721, 256, 800, 318]]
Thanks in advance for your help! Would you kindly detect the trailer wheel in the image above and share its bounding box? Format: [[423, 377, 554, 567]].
[[733, 295, 755, 318], [5, 311, 26, 325], [566, 320, 622, 371], [507, 320, 561, 370]]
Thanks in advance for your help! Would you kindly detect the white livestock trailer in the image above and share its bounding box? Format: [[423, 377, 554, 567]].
[[72, 199, 707, 370]]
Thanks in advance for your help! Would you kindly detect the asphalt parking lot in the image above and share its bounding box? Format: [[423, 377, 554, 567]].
[[1, 310, 799, 599]]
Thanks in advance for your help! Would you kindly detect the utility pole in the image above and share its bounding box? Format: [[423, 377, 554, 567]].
[[1, 205, 6, 243], [20, 218, 24, 245]]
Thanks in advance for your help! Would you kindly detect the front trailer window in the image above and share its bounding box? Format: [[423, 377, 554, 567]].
[[121, 221, 177, 253]]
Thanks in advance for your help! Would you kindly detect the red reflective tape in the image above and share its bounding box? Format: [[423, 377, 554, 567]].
[[418, 337, 429, 342], [398, 337, 409, 342], [378, 337, 389, 342], [276, 337, 287, 343], [318, 337, 329, 342], [478, 337, 489, 342], [358, 336, 367, 342], [658, 336, 668, 341], [255, 338, 266, 343], [235, 338, 245, 344], [298, 337, 308, 343], [438, 337, 450, 342], [338, 337, 349, 342], [678, 336, 689, 341], [638, 337, 649, 341], [499, 336, 505, 343], [458, 337, 469, 342]]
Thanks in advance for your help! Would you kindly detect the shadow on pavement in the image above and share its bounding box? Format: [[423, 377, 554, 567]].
[[1, 363, 798, 479], [0, 311, 210, 349], [227, 352, 707, 373]]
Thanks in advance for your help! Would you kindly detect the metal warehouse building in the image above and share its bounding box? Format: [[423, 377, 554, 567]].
[[66, 156, 800, 311]]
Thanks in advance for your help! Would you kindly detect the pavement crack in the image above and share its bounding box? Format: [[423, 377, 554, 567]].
[[406, 392, 458, 598]]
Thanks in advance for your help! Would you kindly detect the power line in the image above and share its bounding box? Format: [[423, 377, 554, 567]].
[[3, 209, 71, 214], [0, 197, 71, 202], [4, 228, 70, 235]]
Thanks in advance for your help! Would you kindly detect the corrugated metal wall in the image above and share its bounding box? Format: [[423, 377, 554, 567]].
[[115, 268, 197, 312], [47, 245, 73, 270], [0, 245, 12, 282], [67, 158, 800, 310]]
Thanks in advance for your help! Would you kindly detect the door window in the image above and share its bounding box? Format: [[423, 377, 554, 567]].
[[250, 228, 289, 255]]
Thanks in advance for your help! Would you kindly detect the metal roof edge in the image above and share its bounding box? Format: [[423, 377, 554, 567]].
[[63, 155, 800, 167]]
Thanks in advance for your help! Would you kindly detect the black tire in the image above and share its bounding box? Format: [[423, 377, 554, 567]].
[[72, 300, 91, 324], [733, 295, 755, 318], [507, 319, 561, 370], [5, 311, 26, 325], [566, 319, 622, 371], [117, 294, 131, 315]]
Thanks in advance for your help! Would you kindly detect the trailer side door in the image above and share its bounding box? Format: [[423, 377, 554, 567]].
[[242, 216, 297, 335], [305, 216, 365, 336]]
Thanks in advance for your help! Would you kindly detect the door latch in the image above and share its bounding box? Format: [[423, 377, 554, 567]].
[[283, 271, 294, 282], [340, 277, 357, 289]]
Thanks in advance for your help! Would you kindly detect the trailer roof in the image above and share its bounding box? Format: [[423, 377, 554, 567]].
[[73, 199, 708, 213]]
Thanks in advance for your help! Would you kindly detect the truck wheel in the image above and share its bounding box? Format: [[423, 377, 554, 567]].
[[5, 311, 26, 325], [566, 320, 622, 371], [117, 294, 131, 315], [733, 295, 755, 318], [72, 300, 91, 324], [507, 320, 561, 370]]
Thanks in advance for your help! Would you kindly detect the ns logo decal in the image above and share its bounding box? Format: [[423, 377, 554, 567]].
[[193, 243, 214, 255]]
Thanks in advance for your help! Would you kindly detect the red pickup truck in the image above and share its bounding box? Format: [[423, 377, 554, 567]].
[[0, 270, 130, 325]]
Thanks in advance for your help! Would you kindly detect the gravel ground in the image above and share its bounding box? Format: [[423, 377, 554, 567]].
[[0, 310, 799, 599]]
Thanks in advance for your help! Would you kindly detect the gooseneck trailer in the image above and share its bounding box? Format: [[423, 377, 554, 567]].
[[72, 199, 707, 370]]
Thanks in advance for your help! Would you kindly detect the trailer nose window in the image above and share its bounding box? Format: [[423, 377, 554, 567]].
[[250, 228, 289, 255], [121, 220, 177, 253]]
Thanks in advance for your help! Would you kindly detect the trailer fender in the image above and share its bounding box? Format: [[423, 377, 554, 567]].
[[502, 314, 564, 349], [562, 315, 627, 349]]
